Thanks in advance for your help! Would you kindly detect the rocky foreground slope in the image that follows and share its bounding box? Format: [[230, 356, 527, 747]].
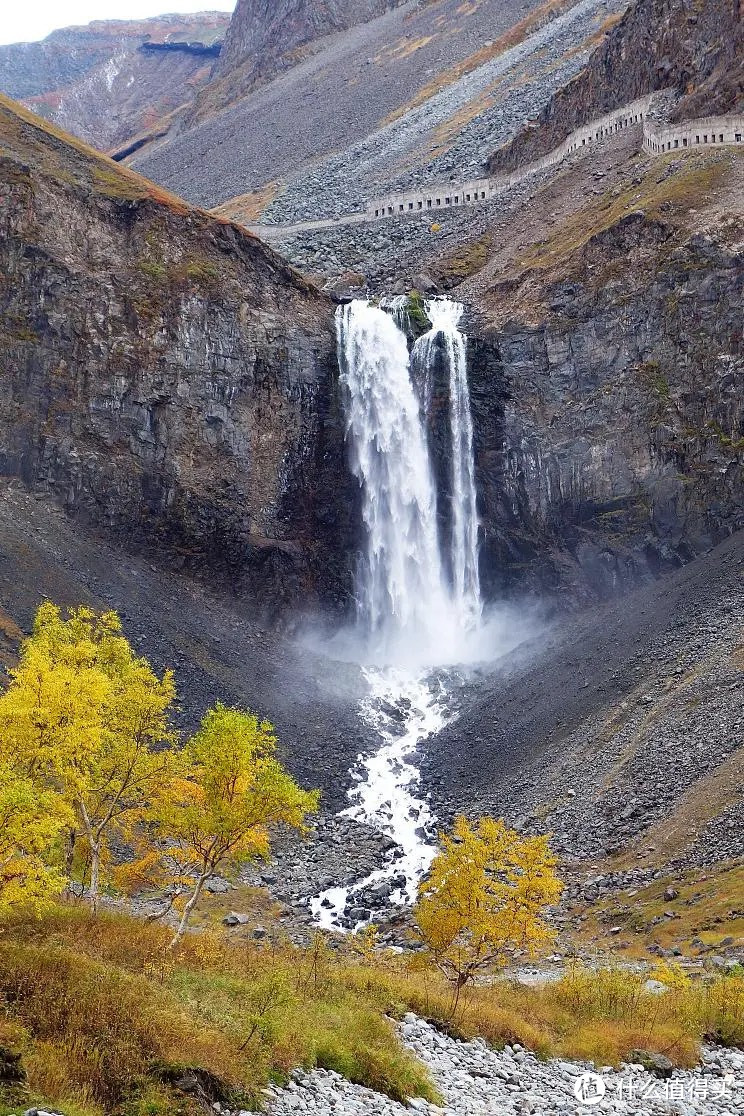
[[0, 95, 356, 615], [267, 1016, 744, 1116]]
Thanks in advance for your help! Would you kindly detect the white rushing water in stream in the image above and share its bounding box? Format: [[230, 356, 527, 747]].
[[310, 298, 482, 930]]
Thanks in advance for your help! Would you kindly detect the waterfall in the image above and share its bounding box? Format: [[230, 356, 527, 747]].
[[336, 300, 453, 661], [316, 297, 482, 929], [421, 299, 482, 626], [336, 297, 480, 662]]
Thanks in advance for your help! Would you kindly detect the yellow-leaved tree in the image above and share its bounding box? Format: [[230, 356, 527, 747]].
[[414, 816, 562, 1012], [151, 703, 319, 947], [0, 603, 179, 911], [0, 763, 71, 915]]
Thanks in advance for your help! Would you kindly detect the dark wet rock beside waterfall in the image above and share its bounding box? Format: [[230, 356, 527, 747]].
[[0, 95, 359, 622]]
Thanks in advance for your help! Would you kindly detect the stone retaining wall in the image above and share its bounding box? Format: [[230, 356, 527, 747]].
[[643, 114, 744, 155], [365, 99, 744, 221], [366, 95, 654, 217], [254, 101, 744, 235]]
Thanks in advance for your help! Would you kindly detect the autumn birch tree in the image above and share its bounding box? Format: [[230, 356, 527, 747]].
[[414, 816, 562, 1014], [0, 763, 71, 914], [0, 603, 178, 910], [152, 703, 319, 947]]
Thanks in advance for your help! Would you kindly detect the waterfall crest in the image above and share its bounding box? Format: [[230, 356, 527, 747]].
[[336, 297, 481, 665]]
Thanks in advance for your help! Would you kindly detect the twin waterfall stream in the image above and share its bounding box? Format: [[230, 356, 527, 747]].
[[310, 298, 482, 931]]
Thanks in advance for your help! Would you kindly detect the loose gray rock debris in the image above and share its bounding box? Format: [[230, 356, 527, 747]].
[[264, 1016, 744, 1115]]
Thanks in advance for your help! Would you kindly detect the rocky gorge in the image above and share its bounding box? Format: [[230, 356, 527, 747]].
[[0, 0, 743, 1107]]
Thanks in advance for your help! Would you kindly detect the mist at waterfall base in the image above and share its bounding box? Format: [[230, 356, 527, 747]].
[[305, 297, 539, 931], [319, 297, 536, 672]]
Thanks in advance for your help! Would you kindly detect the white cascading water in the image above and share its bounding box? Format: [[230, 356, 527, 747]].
[[417, 299, 481, 627], [310, 297, 481, 930], [336, 299, 453, 661]]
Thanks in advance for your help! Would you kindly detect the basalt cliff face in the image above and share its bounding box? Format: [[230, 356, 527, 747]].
[[0, 96, 356, 617], [468, 216, 743, 601], [393, 138, 743, 604], [488, 0, 744, 173]]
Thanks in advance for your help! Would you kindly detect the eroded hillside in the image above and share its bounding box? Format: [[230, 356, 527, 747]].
[[0, 14, 230, 154], [0, 94, 356, 616], [132, 0, 626, 211], [488, 0, 744, 172]]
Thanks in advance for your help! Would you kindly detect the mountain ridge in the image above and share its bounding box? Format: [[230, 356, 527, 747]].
[[0, 13, 231, 153]]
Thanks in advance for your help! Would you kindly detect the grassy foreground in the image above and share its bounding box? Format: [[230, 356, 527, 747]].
[[0, 905, 742, 1116]]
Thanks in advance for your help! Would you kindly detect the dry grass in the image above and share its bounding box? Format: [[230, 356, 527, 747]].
[[516, 150, 739, 275], [212, 182, 281, 224], [0, 906, 438, 1116], [433, 232, 493, 284], [2, 903, 744, 1116], [0, 94, 189, 213], [566, 861, 744, 959], [400, 961, 744, 1067]]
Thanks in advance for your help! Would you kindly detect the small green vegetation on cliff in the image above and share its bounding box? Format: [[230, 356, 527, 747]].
[[138, 254, 220, 291], [406, 289, 431, 331]]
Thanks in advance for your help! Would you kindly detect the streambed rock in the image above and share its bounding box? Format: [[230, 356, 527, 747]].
[[265, 1015, 744, 1115]]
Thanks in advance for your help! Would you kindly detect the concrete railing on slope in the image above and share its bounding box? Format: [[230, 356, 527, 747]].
[[365, 102, 744, 222], [643, 115, 744, 155], [251, 102, 744, 238], [366, 95, 654, 218]]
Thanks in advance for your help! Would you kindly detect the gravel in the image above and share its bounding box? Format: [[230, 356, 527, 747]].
[[262, 1014, 744, 1115], [423, 528, 744, 872], [262, 0, 628, 224]]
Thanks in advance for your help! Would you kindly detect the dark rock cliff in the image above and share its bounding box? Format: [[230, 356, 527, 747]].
[[467, 212, 743, 601], [488, 0, 744, 174], [0, 96, 357, 618]]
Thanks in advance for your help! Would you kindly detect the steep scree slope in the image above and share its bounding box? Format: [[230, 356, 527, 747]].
[[192, 0, 407, 122], [0, 95, 356, 616], [424, 527, 744, 878], [0, 14, 231, 153], [488, 0, 744, 173], [132, 0, 562, 208]]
